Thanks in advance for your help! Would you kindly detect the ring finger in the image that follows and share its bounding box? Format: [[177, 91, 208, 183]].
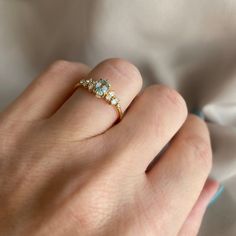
[[50, 58, 143, 140]]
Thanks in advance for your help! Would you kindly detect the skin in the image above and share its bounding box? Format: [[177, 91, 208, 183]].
[[0, 58, 218, 236]]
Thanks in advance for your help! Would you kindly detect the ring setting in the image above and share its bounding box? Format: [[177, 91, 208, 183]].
[[75, 78, 123, 120]]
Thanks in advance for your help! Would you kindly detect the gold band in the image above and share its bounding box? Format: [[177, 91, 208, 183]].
[[74, 78, 123, 120]]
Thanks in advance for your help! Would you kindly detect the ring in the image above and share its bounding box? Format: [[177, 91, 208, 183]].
[[75, 78, 123, 120]]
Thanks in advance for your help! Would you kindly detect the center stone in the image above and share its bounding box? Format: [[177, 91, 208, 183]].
[[94, 79, 110, 97]]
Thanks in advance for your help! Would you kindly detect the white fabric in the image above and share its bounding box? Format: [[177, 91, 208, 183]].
[[0, 1, 236, 235]]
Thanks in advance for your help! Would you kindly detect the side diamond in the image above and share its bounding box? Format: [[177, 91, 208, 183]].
[[105, 91, 115, 101], [88, 83, 94, 90], [111, 97, 119, 105], [80, 79, 85, 85]]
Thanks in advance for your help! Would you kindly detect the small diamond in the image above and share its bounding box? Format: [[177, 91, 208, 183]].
[[105, 96, 110, 101], [88, 83, 94, 90], [80, 79, 85, 85], [105, 96, 111, 101], [105, 91, 115, 101], [111, 97, 119, 105]]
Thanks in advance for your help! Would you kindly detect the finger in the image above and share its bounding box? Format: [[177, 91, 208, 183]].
[[105, 84, 188, 172], [178, 179, 219, 236], [51, 58, 142, 140], [146, 115, 212, 236], [4, 60, 90, 121]]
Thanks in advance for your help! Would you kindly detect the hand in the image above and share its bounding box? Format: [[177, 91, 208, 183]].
[[0, 59, 218, 236]]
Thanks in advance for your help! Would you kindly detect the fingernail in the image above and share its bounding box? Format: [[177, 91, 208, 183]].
[[208, 185, 224, 207], [191, 108, 204, 119]]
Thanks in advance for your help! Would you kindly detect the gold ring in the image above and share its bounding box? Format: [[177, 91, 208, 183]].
[[75, 78, 123, 120]]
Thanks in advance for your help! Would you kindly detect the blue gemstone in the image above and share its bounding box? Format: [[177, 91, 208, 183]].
[[101, 85, 108, 93], [94, 79, 110, 97], [95, 82, 102, 88], [96, 88, 103, 96]]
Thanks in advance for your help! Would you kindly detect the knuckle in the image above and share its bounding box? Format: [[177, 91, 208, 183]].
[[38, 60, 90, 83], [138, 85, 188, 142], [188, 113, 207, 129], [35, 60, 73, 85], [49, 59, 73, 72], [159, 85, 187, 112], [47, 60, 89, 75], [147, 85, 188, 116], [184, 134, 212, 172], [101, 58, 143, 88]]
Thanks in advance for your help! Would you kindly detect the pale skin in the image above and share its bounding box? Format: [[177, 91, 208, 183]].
[[0, 58, 218, 236]]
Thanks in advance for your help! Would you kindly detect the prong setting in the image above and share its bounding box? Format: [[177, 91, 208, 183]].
[[76, 78, 122, 120]]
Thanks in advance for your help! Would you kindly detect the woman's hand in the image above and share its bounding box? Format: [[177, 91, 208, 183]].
[[0, 59, 218, 236]]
